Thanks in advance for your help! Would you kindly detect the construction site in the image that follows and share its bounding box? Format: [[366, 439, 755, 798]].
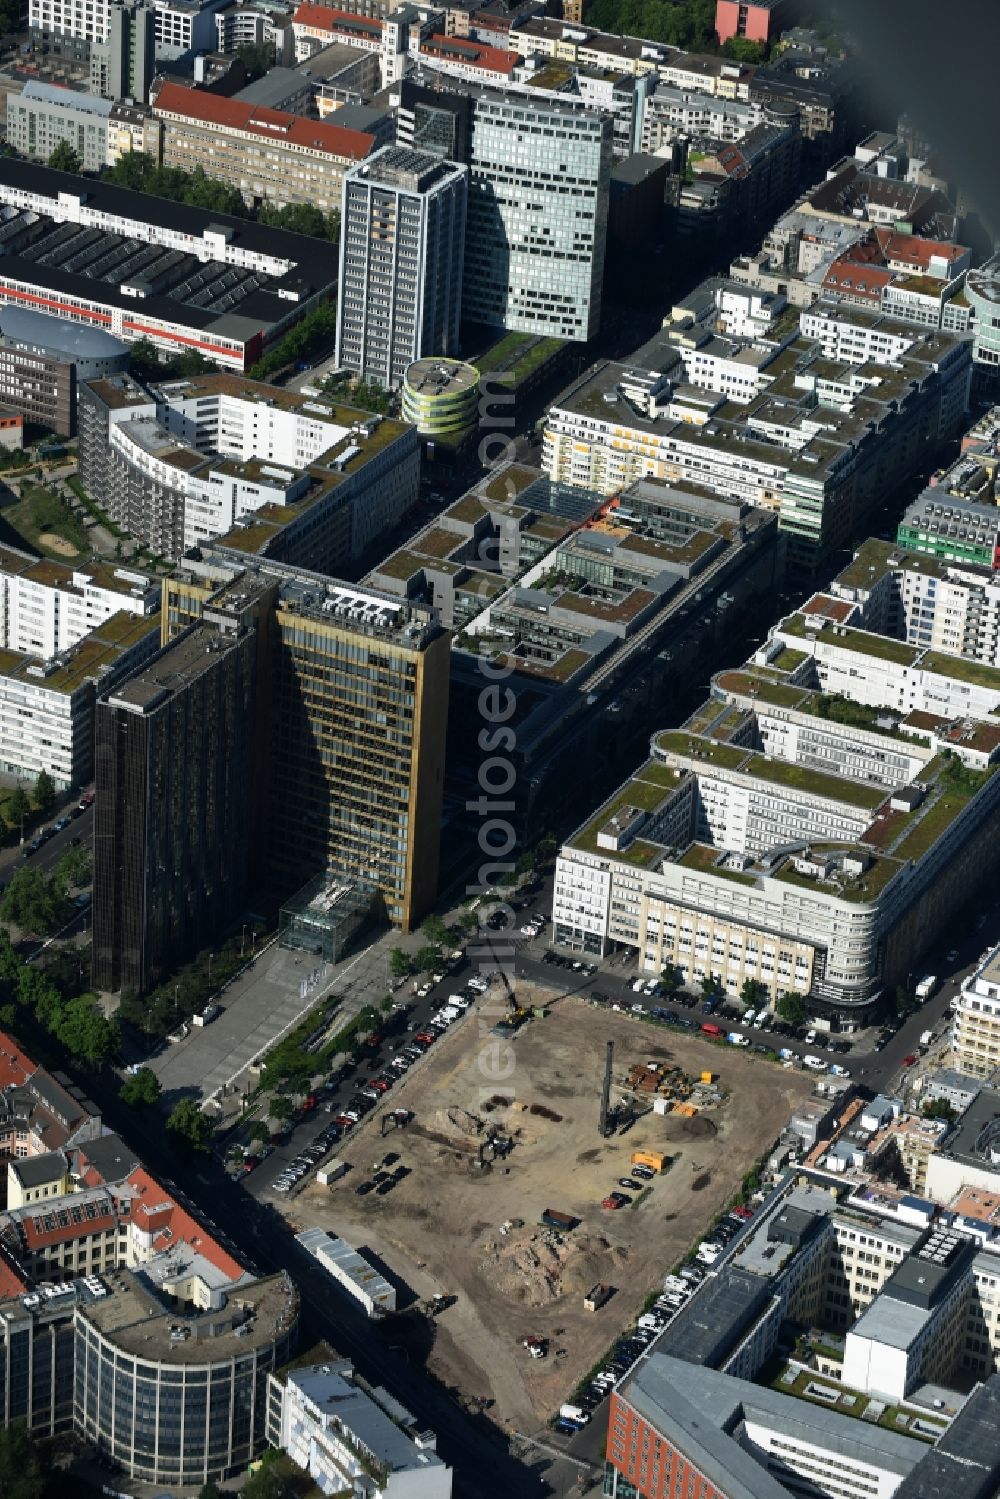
[[276, 983, 813, 1430]]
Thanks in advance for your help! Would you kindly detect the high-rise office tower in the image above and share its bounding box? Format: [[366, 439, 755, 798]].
[[92, 580, 270, 995], [90, 0, 155, 103], [336, 146, 467, 390], [463, 94, 612, 341], [94, 554, 449, 992]]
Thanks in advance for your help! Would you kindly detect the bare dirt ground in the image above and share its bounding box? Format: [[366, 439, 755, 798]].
[[277, 986, 812, 1431]]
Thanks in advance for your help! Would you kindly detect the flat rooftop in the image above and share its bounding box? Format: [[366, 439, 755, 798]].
[[80, 1268, 298, 1363]]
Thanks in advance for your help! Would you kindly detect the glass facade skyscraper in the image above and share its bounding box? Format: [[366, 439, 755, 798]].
[[463, 95, 612, 341]]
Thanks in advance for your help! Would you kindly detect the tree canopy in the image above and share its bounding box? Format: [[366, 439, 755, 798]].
[[0, 1423, 48, 1499], [167, 1096, 214, 1154], [0, 868, 66, 934], [120, 1066, 162, 1108], [777, 991, 806, 1027], [48, 141, 81, 173], [106, 153, 247, 217], [32, 770, 55, 812]]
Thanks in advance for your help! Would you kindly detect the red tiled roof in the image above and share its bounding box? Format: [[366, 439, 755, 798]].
[[875, 226, 967, 269], [153, 82, 375, 162], [293, 3, 382, 34], [0, 1251, 27, 1299], [0, 1034, 38, 1091], [421, 33, 519, 74], [127, 1167, 244, 1280], [802, 594, 855, 622], [823, 258, 891, 298], [19, 1192, 118, 1251]]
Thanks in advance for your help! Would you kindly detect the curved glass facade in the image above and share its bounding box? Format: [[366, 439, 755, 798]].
[[73, 1288, 297, 1487]]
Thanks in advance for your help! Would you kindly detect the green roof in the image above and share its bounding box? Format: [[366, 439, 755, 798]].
[[921, 651, 1000, 691], [780, 614, 921, 666], [654, 730, 750, 770], [744, 755, 887, 808], [569, 773, 676, 855]]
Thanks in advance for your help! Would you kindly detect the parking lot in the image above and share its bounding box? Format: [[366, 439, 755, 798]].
[[268, 985, 812, 1430]]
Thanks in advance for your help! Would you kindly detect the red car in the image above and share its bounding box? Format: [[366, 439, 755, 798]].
[[415, 1031, 436, 1045], [731, 1205, 753, 1220], [902, 1054, 918, 1067], [602, 1196, 623, 1210], [370, 1078, 391, 1094], [302, 1095, 318, 1111], [242, 1156, 260, 1174], [367, 1033, 383, 1048], [333, 1114, 356, 1129]]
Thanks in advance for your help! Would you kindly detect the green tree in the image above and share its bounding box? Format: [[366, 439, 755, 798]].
[[197, 1480, 226, 1499], [0, 928, 19, 990], [776, 991, 807, 1027], [120, 1065, 162, 1108], [699, 974, 722, 998], [413, 945, 439, 973], [0, 867, 64, 934], [421, 913, 450, 947], [0, 1422, 47, 1499], [721, 35, 765, 61], [55, 994, 119, 1065], [167, 1096, 214, 1154], [389, 947, 413, 980], [235, 39, 275, 79], [32, 769, 55, 812], [536, 834, 558, 863], [896, 983, 911, 1016], [515, 850, 536, 876], [660, 965, 681, 994], [55, 842, 91, 891], [6, 785, 30, 836], [922, 1097, 957, 1121], [456, 909, 479, 936], [269, 1094, 293, 1123], [741, 977, 768, 1007], [48, 140, 82, 173], [247, 1120, 271, 1145]]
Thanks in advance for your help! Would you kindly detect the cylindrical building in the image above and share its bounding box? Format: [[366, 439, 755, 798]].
[[402, 358, 479, 438], [73, 1269, 298, 1486]]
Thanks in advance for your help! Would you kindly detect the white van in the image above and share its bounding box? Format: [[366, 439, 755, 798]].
[[803, 1054, 826, 1071]]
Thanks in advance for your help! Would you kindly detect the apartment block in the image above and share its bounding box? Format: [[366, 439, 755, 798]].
[[367, 467, 781, 837], [336, 147, 467, 389], [0, 547, 157, 659], [603, 1175, 1000, 1499], [4, 82, 113, 172], [0, 612, 158, 789], [149, 80, 375, 214], [90, 0, 155, 101], [78, 372, 419, 567], [827, 535, 1000, 671], [543, 294, 971, 565], [952, 949, 1000, 1080]]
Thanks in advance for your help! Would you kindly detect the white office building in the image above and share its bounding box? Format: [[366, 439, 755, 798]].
[[552, 560, 1000, 1022], [0, 548, 157, 659], [267, 1359, 451, 1499], [337, 146, 467, 390]]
